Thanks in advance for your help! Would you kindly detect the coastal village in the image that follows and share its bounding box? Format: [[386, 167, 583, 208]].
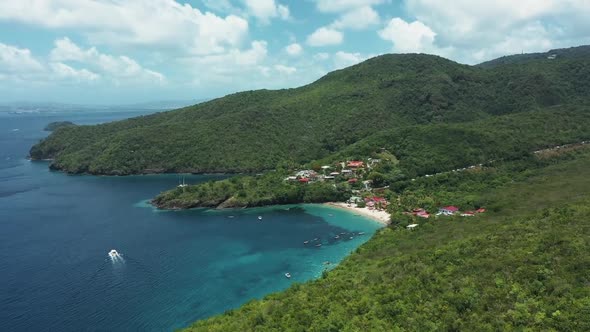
[[284, 156, 486, 227]]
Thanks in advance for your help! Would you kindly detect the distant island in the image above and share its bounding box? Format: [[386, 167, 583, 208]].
[[44, 121, 76, 131]]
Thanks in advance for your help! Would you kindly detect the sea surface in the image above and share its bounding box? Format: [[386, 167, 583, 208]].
[[0, 108, 382, 331]]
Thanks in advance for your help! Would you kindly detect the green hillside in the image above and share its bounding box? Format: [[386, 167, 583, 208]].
[[152, 107, 590, 210], [184, 148, 590, 331], [30, 47, 590, 175]]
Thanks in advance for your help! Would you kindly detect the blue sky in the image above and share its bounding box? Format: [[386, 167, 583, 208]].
[[1, 0, 589, 104]]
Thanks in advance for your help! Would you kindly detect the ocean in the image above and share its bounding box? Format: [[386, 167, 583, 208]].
[[0, 108, 382, 331]]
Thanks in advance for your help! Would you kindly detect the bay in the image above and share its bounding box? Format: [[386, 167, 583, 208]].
[[0, 108, 382, 331]]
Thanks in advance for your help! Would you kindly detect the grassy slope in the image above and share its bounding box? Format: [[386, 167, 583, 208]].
[[185, 151, 590, 331], [30, 50, 590, 175]]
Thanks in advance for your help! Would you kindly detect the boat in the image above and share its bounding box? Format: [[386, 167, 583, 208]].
[[350, 236, 354, 239], [258, 216, 262, 220], [328, 214, 333, 217], [303, 240, 309, 244], [178, 176, 188, 188], [334, 235, 340, 239], [108, 249, 119, 258], [358, 232, 365, 235], [285, 273, 291, 278], [315, 243, 322, 247]]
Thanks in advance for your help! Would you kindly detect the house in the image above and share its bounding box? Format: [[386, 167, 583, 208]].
[[547, 54, 557, 60], [284, 176, 297, 181], [461, 211, 475, 217], [298, 178, 310, 183], [348, 196, 362, 204], [329, 171, 340, 176], [407, 224, 419, 230], [412, 208, 430, 218], [416, 211, 430, 218], [476, 208, 486, 213], [341, 169, 354, 178], [347, 161, 365, 169], [323, 176, 335, 180], [438, 206, 459, 215], [295, 170, 318, 179], [348, 178, 358, 184]]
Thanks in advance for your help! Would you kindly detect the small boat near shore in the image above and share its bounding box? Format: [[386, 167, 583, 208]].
[[315, 243, 322, 247], [334, 235, 340, 239], [303, 240, 309, 244], [258, 216, 262, 221], [285, 273, 291, 278]]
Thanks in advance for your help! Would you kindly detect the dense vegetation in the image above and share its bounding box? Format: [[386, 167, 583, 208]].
[[185, 148, 590, 331], [152, 172, 350, 209], [30, 46, 590, 175], [44, 121, 76, 131], [153, 106, 589, 209]]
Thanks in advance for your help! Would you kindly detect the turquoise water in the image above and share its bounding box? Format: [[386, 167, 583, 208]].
[[0, 110, 382, 331]]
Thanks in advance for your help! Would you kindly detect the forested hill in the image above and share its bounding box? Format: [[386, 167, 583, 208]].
[[30, 46, 590, 175], [478, 45, 590, 68]]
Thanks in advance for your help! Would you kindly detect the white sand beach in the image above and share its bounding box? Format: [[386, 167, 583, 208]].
[[324, 202, 391, 226]]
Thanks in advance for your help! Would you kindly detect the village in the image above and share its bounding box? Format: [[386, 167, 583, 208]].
[[283, 156, 486, 227]]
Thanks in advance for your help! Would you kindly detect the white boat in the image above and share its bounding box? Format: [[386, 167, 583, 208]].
[[178, 176, 188, 188], [315, 243, 322, 247], [258, 216, 263, 220], [303, 240, 309, 244], [334, 235, 340, 239], [108, 249, 119, 258], [285, 273, 291, 278]]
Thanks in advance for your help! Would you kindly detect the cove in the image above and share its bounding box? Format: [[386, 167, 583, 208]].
[[0, 110, 382, 331]]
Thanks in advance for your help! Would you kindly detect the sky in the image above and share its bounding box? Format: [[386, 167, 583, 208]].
[[1, 0, 589, 105]]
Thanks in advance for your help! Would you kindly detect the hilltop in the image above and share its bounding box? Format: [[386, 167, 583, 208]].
[[30, 46, 590, 175]]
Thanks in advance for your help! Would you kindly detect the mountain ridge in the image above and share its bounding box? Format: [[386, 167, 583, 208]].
[[29, 46, 590, 175]]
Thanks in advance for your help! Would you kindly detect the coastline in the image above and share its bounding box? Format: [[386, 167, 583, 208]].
[[323, 202, 391, 226]]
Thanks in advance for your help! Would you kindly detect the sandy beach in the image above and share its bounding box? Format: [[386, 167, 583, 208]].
[[324, 202, 391, 226]]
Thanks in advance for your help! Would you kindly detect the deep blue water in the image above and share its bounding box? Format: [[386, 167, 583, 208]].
[[0, 109, 382, 331]]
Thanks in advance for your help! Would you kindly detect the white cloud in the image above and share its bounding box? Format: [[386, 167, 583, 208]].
[[378, 18, 437, 53], [333, 51, 368, 69], [315, 0, 385, 12], [331, 6, 380, 30], [183, 41, 268, 74], [403, 0, 590, 62], [50, 37, 164, 83], [285, 43, 303, 56], [242, 0, 290, 23], [314, 52, 330, 61], [50, 62, 99, 82], [274, 64, 297, 75], [0, 43, 44, 74], [0, 0, 249, 55], [307, 27, 344, 46]]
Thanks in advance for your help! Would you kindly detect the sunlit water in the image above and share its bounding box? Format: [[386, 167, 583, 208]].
[[0, 109, 382, 331]]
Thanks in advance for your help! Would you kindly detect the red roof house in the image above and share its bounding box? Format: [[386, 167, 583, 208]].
[[347, 161, 365, 168], [348, 178, 358, 184], [439, 206, 459, 215], [298, 178, 310, 183], [476, 208, 486, 213]]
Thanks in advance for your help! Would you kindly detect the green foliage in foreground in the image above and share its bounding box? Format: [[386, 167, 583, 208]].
[[30, 46, 590, 174], [152, 172, 349, 209], [185, 153, 590, 331]]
